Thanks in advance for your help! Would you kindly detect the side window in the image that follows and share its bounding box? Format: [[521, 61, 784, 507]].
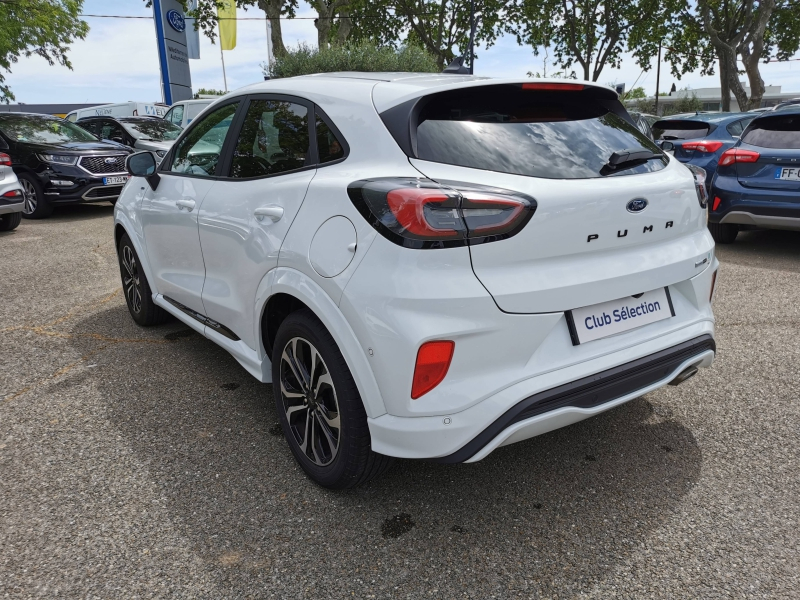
[[169, 105, 184, 126], [100, 119, 126, 142], [316, 114, 345, 163], [169, 102, 239, 177], [727, 120, 744, 138], [77, 120, 98, 136], [229, 99, 309, 178]]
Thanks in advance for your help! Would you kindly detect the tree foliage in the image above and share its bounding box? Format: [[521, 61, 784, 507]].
[[265, 41, 439, 77], [0, 0, 89, 102], [509, 0, 681, 82]]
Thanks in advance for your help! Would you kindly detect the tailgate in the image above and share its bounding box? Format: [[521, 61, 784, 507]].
[[735, 113, 800, 192], [411, 158, 712, 313]]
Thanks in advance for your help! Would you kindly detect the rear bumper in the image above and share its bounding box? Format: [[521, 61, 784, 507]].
[[0, 199, 24, 215], [710, 175, 800, 230]]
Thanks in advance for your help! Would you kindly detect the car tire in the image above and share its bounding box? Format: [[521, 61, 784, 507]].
[[0, 211, 22, 231], [117, 233, 171, 326], [708, 221, 738, 244], [18, 173, 53, 219], [272, 309, 393, 489]]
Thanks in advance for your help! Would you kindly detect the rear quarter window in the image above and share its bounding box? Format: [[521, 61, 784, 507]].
[[412, 86, 665, 179], [742, 114, 800, 149]]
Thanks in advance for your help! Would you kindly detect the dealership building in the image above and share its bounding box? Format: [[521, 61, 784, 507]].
[[649, 84, 799, 113]]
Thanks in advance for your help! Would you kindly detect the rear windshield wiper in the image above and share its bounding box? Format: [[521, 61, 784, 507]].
[[601, 148, 659, 175]]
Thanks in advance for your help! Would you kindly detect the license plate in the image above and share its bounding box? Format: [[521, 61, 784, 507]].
[[565, 288, 675, 345], [775, 167, 800, 181], [103, 175, 128, 185]]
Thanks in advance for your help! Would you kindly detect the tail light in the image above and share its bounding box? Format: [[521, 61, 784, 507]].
[[0, 153, 12, 166], [411, 341, 455, 399], [685, 164, 708, 208], [718, 148, 760, 167], [712, 196, 722, 211], [682, 141, 723, 153], [348, 178, 536, 249], [2, 189, 22, 198]]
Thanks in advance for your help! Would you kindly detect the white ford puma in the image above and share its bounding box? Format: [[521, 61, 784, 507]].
[[114, 74, 717, 488]]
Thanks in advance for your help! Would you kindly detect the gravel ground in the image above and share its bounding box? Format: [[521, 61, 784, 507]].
[[1, 204, 798, 599]]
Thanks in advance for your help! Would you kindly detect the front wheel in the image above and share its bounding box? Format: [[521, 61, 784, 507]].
[[708, 221, 738, 244], [272, 309, 393, 489], [18, 173, 53, 219], [117, 233, 170, 326]]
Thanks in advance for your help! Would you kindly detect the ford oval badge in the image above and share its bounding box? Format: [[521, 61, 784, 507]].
[[626, 198, 648, 213], [166, 9, 186, 33]]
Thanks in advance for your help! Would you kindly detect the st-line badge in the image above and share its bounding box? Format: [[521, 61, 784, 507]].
[[565, 288, 676, 345]]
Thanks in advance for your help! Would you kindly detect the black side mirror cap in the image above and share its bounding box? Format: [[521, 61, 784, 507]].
[[126, 151, 160, 190]]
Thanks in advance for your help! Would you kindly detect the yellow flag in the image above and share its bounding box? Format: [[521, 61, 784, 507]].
[[218, 0, 237, 51]]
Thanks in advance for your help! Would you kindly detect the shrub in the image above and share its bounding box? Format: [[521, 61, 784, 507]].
[[264, 42, 439, 79]]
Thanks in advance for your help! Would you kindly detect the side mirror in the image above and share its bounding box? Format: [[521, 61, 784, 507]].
[[111, 136, 125, 144], [126, 151, 160, 190], [660, 141, 675, 152]]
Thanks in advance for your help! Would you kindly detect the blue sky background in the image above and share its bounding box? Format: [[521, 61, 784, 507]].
[[6, 0, 800, 104]]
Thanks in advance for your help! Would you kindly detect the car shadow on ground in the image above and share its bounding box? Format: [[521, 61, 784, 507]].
[[32, 202, 115, 225], [716, 228, 800, 272], [67, 304, 703, 596]]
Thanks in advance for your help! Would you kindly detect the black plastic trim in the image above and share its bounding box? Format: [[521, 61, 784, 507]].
[[432, 334, 716, 463], [163, 296, 241, 341]]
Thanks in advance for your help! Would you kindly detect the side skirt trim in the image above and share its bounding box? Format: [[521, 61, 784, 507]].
[[162, 296, 241, 341]]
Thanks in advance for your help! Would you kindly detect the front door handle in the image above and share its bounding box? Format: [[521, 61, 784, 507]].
[[254, 205, 284, 222], [176, 199, 196, 212]]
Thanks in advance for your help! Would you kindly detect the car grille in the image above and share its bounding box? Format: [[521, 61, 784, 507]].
[[79, 155, 127, 174], [82, 185, 123, 200]]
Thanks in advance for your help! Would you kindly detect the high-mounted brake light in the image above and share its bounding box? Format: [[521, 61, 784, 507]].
[[522, 82, 585, 91], [347, 178, 536, 249], [411, 341, 455, 399], [682, 141, 723, 153], [0, 153, 12, 166], [718, 148, 760, 167]]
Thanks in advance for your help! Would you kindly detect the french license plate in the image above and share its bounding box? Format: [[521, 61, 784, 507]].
[[565, 288, 675, 345], [103, 175, 128, 185], [775, 167, 800, 181]]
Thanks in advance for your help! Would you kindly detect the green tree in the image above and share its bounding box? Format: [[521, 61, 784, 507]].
[[509, 0, 681, 82], [665, 0, 800, 111], [0, 0, 89, 102], [265, 41, 439, 78], [626, 85, 647, 99]]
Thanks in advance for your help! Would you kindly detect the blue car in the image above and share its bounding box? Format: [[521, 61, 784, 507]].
[[709, 109, 800, 243], [652, 113, 756, 186]]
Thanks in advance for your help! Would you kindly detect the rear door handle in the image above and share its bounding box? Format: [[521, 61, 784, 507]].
[[176, 199, 196, 211], [254, 205, 284, 222]]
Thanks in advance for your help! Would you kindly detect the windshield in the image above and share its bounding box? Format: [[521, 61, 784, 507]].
[[121, 119, 182, 141], [0, 115, 97, 144], [415, 87, 664, 179]]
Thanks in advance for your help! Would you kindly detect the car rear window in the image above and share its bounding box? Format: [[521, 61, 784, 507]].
[[741, 114, 800, 149], [652, 120, 711, 141], [412, 86, 664, 179]]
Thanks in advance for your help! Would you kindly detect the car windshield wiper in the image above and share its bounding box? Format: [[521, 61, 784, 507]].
[[600, 148, 659, 176]]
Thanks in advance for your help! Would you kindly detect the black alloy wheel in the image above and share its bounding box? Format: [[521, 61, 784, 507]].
[[272, 309, 393, 489], [117, 233, 170, 326], [18, 173, 53, 219]]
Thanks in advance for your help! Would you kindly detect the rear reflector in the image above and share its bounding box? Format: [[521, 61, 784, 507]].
[[2, 189, 21, 198], [522, 82, 584, 91], [718, 148, 760, 167], [682, 141, 723, 153], [712, 196, 722, 211], [411, 341, 455, 399], [0, 153, 11, 166]]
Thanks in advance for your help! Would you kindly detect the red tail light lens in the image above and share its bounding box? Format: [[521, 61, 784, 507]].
[[522, 83, 585, 91], [348, 178, 536, 249], [682, 141, 723, 153], [411, 341, 455, 399], [2, 189, 21, 198], [718, 148, 760, 167], [0, 153, 11, 166], [712, 196, 722, 211]]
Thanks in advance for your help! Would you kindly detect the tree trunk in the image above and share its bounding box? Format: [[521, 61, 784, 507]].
[[718, 53, 731, 112], [738, 0, 775, 110], [336, 10, 353, 45], [257, 0, 287, 57]]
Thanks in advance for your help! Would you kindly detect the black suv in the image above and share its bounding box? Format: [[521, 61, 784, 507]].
[[0, 113, 132, 219]]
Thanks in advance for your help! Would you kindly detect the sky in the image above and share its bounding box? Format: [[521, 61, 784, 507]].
[[6, 0, 800, 105]]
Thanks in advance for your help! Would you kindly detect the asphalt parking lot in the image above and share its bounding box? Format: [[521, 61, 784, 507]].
[[1, 204, 799, 599]]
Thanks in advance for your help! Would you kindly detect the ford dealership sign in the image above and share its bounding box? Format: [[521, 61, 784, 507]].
[[166, 9, 186, 32]]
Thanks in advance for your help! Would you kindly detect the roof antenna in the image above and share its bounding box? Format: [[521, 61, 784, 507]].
[[443, 0, 476, 74]]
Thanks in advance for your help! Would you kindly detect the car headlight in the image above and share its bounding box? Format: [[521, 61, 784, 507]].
[[685, 163, 708, 208], [37, 154, 79, 166]]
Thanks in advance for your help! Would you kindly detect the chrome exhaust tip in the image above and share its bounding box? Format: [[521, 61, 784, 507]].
[[669, 365, 698, 386]]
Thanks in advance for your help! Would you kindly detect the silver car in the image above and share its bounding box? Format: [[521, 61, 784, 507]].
[[0, 152, 23, 231]]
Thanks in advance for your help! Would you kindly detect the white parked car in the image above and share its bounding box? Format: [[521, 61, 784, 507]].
[[65, 101, 168, 122], [163, 99, 215, 129], [0, 151, 24, 231], [114, 74, 718, 488]]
